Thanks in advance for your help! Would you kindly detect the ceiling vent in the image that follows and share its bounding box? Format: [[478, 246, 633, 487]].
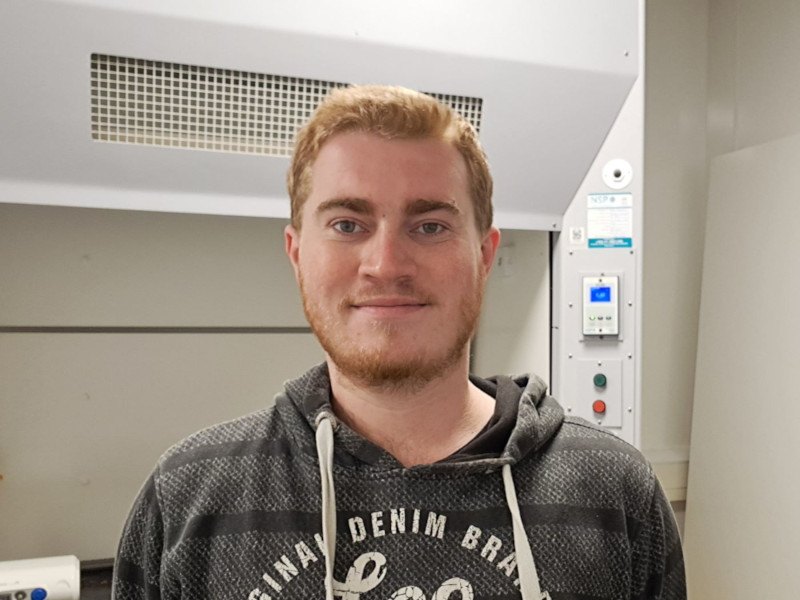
[[90, 54, 483, 157]]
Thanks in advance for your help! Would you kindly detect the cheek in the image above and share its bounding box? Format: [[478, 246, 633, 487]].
[[434, 248, 483, 280], [299, 248, 353, 289]]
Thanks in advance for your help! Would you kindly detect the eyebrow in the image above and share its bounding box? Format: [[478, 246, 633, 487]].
[[405, 198, 462, 218], [315, 197, 373, 216], [314, 197, 462, 218]]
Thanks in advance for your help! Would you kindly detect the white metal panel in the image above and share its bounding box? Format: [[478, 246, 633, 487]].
[[0, 0, 639, 229], [58, 0, 638, 74], [684, 133, 800, 600], [550, 23, 643, 447]]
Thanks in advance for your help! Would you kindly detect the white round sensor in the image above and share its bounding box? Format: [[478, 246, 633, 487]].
[[602, 159, 633, 189]]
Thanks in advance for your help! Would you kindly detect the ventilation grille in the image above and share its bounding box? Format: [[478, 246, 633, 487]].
[[90, 54, 483, 156]]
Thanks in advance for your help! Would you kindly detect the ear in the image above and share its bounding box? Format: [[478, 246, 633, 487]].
[[284, 224, 301, 281], [480, 226, 501, 274]]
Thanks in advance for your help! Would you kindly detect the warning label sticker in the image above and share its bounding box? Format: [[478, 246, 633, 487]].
[[587, 193, 633, 249]]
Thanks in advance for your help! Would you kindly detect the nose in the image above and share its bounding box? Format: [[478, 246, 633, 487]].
[[358, 227, 417, 282]]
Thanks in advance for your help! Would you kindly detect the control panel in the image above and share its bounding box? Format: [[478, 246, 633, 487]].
[[569, 359, 623, 428], [582, 275, 619, 336]]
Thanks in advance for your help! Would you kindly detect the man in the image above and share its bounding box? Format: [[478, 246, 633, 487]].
[[113, 85, 686, 600]]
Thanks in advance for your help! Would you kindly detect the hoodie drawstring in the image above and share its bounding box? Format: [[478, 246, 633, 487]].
[[502, 464, 550, 600], [315, 412, 337, 600], [315, 413, 548, 600]]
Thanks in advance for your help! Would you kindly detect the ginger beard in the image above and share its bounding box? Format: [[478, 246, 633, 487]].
[[298, 268, 487, 390]]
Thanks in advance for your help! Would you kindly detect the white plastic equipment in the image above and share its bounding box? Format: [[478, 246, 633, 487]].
[[0, 556, 80, 600]]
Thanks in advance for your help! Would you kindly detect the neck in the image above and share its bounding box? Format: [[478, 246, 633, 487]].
[[327, 355, 496, 467]]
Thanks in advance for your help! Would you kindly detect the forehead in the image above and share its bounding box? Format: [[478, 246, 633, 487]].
[[306, 131, 471, 214]]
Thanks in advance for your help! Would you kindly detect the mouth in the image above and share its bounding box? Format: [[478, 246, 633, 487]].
[[350, 297, 429, 317]]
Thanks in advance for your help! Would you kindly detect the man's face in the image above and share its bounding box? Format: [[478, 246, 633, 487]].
[[285, 131, 500, 389]]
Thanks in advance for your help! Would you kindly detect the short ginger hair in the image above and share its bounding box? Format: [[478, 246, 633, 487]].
[[287, 85, 493, 233]]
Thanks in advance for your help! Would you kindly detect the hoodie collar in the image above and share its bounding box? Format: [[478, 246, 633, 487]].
[[283, 362, 564, 473]]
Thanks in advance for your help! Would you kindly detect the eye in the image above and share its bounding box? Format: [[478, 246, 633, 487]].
[[331, 219, 366, 234], [414, 222, 447, 235]]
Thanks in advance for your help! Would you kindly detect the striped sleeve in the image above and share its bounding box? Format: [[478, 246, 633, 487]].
[[629, 474, 687, 599], [112, 473, 166, 600]]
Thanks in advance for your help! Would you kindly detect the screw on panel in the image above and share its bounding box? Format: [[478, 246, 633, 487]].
[[568, 303, 573, 308], [627, 407, 633, 413], [627, 354, 633, 359], [567, 407, 572, 413], [628, 301, 633, 307], [568, 354, 573, 359]]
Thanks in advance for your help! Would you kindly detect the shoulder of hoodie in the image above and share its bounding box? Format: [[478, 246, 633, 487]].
[[512, 374, 655, 483], [530, 414, 670, 541], [549, 413, 657, 471], [152, 391, 306, 477], [540, 413, 661, 508], [557, 414, 644, 450]]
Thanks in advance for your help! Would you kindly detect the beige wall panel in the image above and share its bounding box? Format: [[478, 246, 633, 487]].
[[473, 230, 550, 384], [684, 133, 800, 599], [736, 0, 800, 149], [707, 0, 738, 158], [0, 203, 305, 327], [0, 332, 324, 561], [641, 0, 708, 463]]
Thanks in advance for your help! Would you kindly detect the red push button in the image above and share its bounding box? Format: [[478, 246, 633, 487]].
[[592, 400, 607, 414]]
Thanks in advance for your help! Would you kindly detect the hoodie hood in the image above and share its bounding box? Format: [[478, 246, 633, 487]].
[[281, 362, 564, 474]]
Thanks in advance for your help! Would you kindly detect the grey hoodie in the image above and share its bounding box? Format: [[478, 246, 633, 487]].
[[112, 364, 686, 600]]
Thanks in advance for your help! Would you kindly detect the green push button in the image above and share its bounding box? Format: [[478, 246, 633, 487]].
[[593, 373, 607, 388]]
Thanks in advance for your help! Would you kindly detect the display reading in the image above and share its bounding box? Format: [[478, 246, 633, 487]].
[[591, 286, 612, 303]]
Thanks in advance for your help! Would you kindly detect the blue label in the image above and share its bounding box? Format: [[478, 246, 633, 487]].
[[588, 237, 633, 249]]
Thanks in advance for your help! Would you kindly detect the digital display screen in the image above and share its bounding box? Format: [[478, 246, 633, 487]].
[[591, 286, 612, 303]]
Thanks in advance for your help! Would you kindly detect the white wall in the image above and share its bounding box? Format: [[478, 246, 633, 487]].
[[642, 0, 800, 533], [0, 204, 307, 327], [640, 0, 710, 499], [0, 204, 324, 561], [473, 230, 550, 382], [683, 0, 800, 596], [708, 0, 800, 155]]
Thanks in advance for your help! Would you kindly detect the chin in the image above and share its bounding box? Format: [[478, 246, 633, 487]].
[[327, 342, 467, 391]]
